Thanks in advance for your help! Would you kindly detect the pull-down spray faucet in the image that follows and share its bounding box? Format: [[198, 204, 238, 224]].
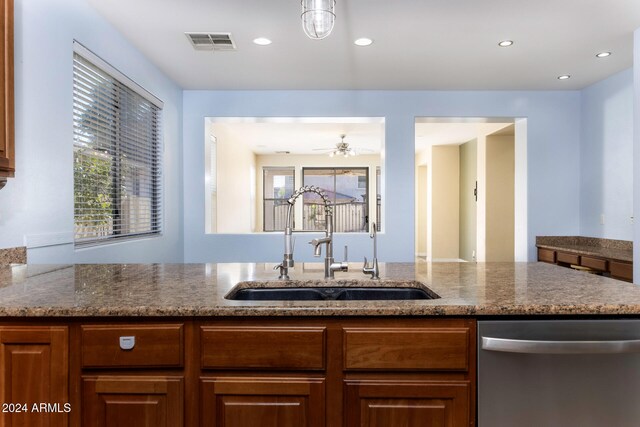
[[274, 185, 348, 279]]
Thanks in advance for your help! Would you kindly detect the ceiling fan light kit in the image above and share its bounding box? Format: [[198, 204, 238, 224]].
[[301, 0, 336, 40], [312, 134, 376, 157], [328, 135, 357, 157]]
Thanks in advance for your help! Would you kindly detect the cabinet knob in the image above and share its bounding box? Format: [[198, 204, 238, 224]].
[[119, 336, 135, 350]]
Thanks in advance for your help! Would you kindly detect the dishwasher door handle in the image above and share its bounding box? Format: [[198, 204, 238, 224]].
[[482, 336, 640, 354]]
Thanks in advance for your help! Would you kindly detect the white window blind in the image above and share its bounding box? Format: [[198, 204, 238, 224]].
[[73, 43, 163, 246]]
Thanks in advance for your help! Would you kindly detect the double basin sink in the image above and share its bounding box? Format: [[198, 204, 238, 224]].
[[226, 280, 440, 301]]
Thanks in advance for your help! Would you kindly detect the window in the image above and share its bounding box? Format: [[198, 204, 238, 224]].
[[263, 167, 294, 231], [73, 42, 163, 246], [302, 167, 368, 233]]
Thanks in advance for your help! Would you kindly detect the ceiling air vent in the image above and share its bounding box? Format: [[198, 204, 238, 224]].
[[185, 32, 236, 51]]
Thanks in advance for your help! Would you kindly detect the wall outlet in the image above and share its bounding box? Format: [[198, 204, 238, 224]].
[[600, 214, 605, 225], [631, 216, 635, 225]]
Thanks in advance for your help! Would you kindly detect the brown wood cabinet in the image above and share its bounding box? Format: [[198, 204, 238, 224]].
[[198, 318, 475, 427], [82, 376, 183, 427], [537, 247, 633, 283], [79, 322, 188, 427], [200, 377, 325, 427], [610, 261, 633, 282], [200, 326, 326, 370], [345, 380, 471, 427], [0, 318, 476, 427], [0, 326, 69, 427], [0, 0, 14, 184], [81, 323, 184, 368]]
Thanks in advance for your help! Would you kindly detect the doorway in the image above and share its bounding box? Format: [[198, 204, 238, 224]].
[[415, 118, 526, 262]]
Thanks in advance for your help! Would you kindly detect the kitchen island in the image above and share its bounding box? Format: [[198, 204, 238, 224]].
[[1, 262, 640, 317], [0, 262, 639, 427]]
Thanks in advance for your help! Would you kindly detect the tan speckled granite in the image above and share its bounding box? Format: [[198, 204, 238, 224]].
[[536, 236, 632, 262], [0, 247, 26, 265], [0, 262, 640, 317]]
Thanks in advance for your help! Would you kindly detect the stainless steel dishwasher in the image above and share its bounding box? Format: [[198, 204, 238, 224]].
[[478, 320, 640, 427]]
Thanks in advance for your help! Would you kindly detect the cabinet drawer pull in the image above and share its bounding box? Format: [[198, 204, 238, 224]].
[[119, 336, 135, 350]]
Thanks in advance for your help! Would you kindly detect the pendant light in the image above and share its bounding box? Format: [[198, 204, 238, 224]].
[[301, 0, 336, 40]]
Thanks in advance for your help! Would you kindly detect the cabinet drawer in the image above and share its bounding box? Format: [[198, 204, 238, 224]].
[[343, 328, 469, 371], [556, 251, 580, 265], [580, 256, 607, 271], [201, 326, 326, 370], [81, 324, 184, 368], [610, 261, 633, 282], [537, 248, 556, 263]]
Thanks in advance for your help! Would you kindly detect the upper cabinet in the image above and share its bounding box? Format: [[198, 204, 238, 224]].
[[0, 0, 13, 188]]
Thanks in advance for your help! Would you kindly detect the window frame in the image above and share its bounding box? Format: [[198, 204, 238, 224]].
[[72, 41, 164, 247], [301, 166, 369, 233], [262, 167, 295, 232]]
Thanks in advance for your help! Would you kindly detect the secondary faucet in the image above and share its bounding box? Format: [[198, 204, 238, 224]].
[[363, 222, 380, 279], [275, 185, 348, 280]]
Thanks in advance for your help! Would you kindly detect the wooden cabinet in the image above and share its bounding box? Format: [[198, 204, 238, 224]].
[[537, 247, 633, 283], [343, 327, 470, 371], [556, 251, 580, 265], [342, 320, 475, 427], [610, 261, 633, 282], [344, 380, 471, 427], [200, 326, 325, 370], [82, 376, 183, 427], [537, 248, 556, 264], [80, 322, 187, 426], [0, 318, 476, 427], [200, 377, 325, 427], [0, 0, 14, 184], [81, 323, 184, 368], [199, 318, 475, 427], [581, 256, 608, 271], [0, 326, 68, 427]]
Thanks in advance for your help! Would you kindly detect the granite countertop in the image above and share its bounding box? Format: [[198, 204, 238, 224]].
[[1, 262, 640, 317], [536, 236, 633, 263]]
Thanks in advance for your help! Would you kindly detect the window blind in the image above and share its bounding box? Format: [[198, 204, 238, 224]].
[[73, 44, 163, 246]]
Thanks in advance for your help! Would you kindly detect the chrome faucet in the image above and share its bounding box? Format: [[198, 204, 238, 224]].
[[363, 222, 380, 279], [275, 185, 348, 279]]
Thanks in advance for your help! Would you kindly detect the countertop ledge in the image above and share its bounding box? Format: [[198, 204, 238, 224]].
[[536, 236, 633, 263], [1, 262, 639, 317], [536, 243, 633, 263]]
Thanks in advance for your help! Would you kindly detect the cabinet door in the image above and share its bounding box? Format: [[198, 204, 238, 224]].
[[201, 377, 325, 427], [0, 326, 68, 427], [82, 376, 183, 427], [0, 0, 13, 179], [344, 380, 470, 427]]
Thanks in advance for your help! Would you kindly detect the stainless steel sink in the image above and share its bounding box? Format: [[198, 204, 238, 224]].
[[225, 281, 440, 301]]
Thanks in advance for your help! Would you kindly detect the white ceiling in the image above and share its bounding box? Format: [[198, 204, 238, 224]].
[[209, 119, 512, 154], [87, 0, 640, 90], [415, 122, 513, 151], [210, 120, 384, 155]]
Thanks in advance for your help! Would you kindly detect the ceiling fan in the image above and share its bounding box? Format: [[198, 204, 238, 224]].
[[312, 134, 374, 157]]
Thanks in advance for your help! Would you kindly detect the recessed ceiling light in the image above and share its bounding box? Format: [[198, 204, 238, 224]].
[[596, 51, 611, 58], [498, 40, 513, 47], [354, 38, 373, 47], [557, 74, 571, 80], [253, 37, 272, 46]]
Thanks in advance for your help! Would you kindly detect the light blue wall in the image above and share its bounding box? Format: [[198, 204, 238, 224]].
[[183, 90, 581, 263], [580, 68, 634, 240], [0, 0, 184, 263]]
